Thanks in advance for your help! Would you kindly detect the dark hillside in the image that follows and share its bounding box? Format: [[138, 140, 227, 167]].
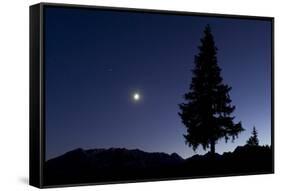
[[44, 145, 272, 186]]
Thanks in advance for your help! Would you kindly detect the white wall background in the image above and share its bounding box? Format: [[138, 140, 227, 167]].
[[0, 0, 279, 190]]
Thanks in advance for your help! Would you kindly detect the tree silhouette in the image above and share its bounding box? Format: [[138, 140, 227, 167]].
[[178, 25, 244, 154], [246, 126, 259, 146]]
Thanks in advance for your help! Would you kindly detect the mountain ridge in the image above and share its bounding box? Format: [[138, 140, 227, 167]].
[[44, 145, 272, 186]]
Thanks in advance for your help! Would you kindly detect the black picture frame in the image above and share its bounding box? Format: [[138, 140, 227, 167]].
[[30, 2, 274, 188]]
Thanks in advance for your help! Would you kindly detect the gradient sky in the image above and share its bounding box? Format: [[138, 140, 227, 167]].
[[44, 6, 272, 160]]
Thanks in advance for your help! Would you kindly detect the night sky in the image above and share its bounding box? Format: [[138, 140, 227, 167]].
[[44, 7, 272, 160]]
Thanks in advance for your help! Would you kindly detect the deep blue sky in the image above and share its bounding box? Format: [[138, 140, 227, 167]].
[[44, 7, 272, 160]]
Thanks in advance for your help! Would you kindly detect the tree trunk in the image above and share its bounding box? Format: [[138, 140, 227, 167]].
[[210, 139, 215, 155]]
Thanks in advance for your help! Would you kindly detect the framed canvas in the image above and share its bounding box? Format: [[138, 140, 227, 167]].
[[30, 2, 274, 188]]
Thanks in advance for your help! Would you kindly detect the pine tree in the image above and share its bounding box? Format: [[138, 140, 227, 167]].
[[178, 25, 244, 154], [246, 126, 259, 146]]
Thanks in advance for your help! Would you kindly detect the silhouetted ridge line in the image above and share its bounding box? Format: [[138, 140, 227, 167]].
[[45, 145, 272, 186]]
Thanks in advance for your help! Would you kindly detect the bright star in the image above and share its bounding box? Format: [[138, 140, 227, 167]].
[[133, 93, 140, 101]]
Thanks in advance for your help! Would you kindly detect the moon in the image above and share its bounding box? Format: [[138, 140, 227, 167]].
[[133, 93, 140, 101]]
